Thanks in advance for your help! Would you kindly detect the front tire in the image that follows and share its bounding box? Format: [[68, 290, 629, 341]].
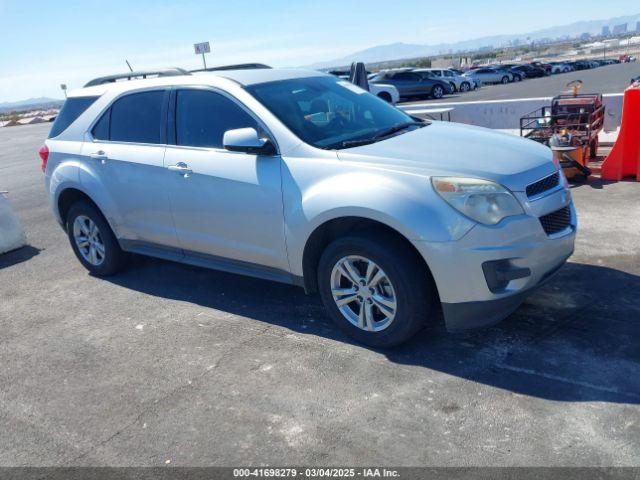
[[317, 234, 433, 348], [501, 76, 509, 84], [460, 82, 471, 92], [66, 201, 127, 276]]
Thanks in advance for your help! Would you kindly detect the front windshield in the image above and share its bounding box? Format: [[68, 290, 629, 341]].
[[245, 76, 422, 149]]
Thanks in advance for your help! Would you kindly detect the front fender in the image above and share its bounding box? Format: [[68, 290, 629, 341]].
[[282, 165, 475, 276]]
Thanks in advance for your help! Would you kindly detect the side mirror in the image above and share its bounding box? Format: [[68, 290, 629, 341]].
[[223, 128, 276, 155]]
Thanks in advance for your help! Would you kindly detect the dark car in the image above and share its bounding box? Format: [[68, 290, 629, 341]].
[[512, 64, 546, 78], [530, 62, 552, 74], [370, 70, 452, 100], [490, 65, 524, 82], [571, 60, 593, 71]]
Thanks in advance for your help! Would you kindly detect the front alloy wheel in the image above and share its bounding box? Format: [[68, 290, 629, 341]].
[[432, 85, 444, 99], [330, 255, 397, 332], [317, 234, 433, 348]]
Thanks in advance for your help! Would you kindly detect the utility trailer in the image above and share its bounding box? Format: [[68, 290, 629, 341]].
[[520, 91, 605, 180]]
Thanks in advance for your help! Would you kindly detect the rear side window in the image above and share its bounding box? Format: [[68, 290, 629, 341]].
[[175, 89, 258, 148], [109, 91, 165, 144], [48, 96, 98, 138]]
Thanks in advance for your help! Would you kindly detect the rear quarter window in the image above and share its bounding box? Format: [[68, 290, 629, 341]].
[[48, 96, 99, 138]]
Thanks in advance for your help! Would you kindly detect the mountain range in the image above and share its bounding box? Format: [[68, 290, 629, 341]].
[[306, 13, 640, 69], [0, 97, 63, 114]]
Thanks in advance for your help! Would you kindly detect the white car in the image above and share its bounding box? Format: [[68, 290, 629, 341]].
[[331, 71, 400, 104], [551, 63, 573, 74], [368, 83, 400, 104], [415, 68, 476, 92]]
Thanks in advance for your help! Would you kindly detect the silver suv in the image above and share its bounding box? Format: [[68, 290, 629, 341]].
[[42, 68, 576, 347]]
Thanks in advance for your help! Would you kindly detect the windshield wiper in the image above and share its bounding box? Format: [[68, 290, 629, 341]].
[[324, 121, 425, 150], [325, 137, 379, 149], [371, 121, 424, 141]]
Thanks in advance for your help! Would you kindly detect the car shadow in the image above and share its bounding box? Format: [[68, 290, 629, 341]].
[[0, 245, 41, 269], [104, 256, 640, 404]]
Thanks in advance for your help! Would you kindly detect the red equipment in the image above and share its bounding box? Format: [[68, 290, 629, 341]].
[[520, 81, 605, 180], [601, 84, 640, 181]]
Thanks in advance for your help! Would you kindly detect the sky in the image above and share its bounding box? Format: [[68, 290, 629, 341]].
[[0, 0, 635, 102]]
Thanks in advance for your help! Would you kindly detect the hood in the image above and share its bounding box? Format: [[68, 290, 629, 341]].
[[336, 122, 556, 192]]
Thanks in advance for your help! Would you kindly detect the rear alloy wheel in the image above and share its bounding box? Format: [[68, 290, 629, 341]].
[[459, 82, 471, 92], [318, 234, 433, 348], [432, 85, 444, 99], [66, 201, 128, 276], [502, 76, 509, 84], [449, 82, 457, 93]]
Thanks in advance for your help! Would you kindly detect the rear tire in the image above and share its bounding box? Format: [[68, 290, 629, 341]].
[[460, 82, 471, 92], [317, 234, 433, 348], [431, 85, 444, 99], [66, 201, 127, 276], [377, 92, 392, 103], [501, 76, 509, 84]]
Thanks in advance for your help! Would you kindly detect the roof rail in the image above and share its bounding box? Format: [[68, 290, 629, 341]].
[[83, 68, 191, 87], [189, 63, 272, 73]]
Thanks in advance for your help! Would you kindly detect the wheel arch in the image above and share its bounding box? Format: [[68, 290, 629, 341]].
[[301, 216, 438, 300]]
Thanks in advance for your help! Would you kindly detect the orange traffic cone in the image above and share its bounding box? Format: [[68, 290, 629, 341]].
[[601, 85, 640, 181]]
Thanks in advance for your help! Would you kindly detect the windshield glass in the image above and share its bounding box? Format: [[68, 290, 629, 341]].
[[246, 76, 421, 149]]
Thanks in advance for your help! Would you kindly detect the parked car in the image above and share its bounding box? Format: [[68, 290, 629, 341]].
[[370, 69, 453, 100], [494, 64, 524, 82], [328, 69, 400, 104], [463, 67, 513, 84], [42, 68, 576, 347], [511, 64, 546, 78], [571, 60, 594, 71], [450, 69, 482, 89], [530, 62, 552, 75], [414, 68, 475, 92], [550, 62, 573, 74]]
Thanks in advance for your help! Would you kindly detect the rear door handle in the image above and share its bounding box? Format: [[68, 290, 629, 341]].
[[89, 151, 108, 163], [167, 162, 193, 176]]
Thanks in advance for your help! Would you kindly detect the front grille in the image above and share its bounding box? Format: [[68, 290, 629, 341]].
[[539, 206, 572, 235], [526, 172, 560, 198]]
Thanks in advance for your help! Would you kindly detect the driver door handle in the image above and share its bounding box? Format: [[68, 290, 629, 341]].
[[167, 162, 193, 176]]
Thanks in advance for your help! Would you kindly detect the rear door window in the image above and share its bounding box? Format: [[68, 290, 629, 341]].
[[109, 91, 165, 144], [175, 89, 258, 149], [48, 96, 99, 138]]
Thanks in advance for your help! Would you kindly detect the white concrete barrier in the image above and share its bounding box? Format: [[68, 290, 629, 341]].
[[0, 193, 27, 254], [402, 93, 624, 132]]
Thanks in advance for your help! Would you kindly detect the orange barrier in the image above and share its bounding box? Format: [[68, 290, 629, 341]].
[[601, 85, 640, 181]]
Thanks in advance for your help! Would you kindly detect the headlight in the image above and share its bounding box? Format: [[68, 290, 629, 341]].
[[431, 177, 524, 225]]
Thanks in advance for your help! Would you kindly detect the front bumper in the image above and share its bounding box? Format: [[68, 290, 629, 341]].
[[412, 196, 576, 331]]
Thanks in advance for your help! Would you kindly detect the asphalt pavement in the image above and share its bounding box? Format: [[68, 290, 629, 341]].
[[1, 123, 639, 466]]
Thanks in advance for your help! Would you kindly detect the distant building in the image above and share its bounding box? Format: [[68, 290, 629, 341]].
[[602, 26, 611, 36], [612, 23, 628, 35], [432, 58, 462, 69], [580, 32, 591, 40]]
